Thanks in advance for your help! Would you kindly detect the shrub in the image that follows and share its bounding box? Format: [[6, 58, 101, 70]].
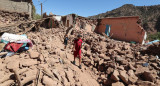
[[147, 32, 160, 40]]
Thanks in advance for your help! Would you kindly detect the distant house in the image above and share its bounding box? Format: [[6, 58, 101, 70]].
[[0, 0, 32, 18], [95, 16, 147, 44]]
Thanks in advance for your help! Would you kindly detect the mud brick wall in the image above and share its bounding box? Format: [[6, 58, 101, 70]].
[[0, 0, 32, 18]]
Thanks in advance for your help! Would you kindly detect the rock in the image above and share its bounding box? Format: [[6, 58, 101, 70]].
[[128, 70, 138, 84], [135, 66, 149, 75], [115, 55, 124, 62], [123, 45, 130, 50], [126, 54, 134, 59], [7, 60, 20, 69], [21, 59, 38, 67], [24, 69, 37, 77], [103, 56, 110, 61], [103, 79, 113, 86], [129, 63, 136, 70], [43, 75, 57, 86], [151, 63, 159, 70], [94, 57, 100, 63], [142, 71, 156, 82], [112, 82, 125, 86], [86, 50, 91, 57], [98, 64, 105, 72], [137, 81, 156, 86], [28, 50, 40, 59], [117, 66, 124, 70], [119, 70, 129, 84], [106, 67, 114, 75], [120, 60, 128, 65], [110, 70, 120, 81], [99, 54, 105, 59]]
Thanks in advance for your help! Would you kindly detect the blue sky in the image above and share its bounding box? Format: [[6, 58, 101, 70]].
[[33, 0, 160, 17]]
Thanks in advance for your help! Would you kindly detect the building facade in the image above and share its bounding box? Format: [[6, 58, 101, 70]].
[[95, 16, 147, 44]]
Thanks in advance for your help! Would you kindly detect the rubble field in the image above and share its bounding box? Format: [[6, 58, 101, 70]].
[[0, 11, 160, 86]]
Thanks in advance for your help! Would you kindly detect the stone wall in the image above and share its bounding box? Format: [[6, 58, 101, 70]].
[[0, 0, 32, 18]]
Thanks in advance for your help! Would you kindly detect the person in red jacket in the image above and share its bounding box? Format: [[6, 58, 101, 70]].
[[73, 34, 83, 69]]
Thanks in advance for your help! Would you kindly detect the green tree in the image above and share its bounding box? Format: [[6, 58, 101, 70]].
[[32, 5, 41, 20], [147, 32, 160, 40]]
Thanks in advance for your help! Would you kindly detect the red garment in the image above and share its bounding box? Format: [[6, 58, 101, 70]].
[[4, 43, 23, 52], [74, 39, 83, 58]]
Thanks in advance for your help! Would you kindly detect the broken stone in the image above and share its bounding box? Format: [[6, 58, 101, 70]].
[[137, 81, 156, 86], [115, 55, 124, 62], [21, 59, 38, 67], [128, 70, 138, 84], [119, 70, 129, 84], [142, 71, 156, 82], [7, 60, 20, 69], [28, 50, 40, 59], [110, 70, 120, 81], [43, 75, 57, 86], [112, 82, 125, 86], [106, 67, 114, 75]]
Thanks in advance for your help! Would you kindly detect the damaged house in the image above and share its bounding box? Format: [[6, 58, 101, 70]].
[[61, 14, 76, 27], [95, 16, 147, 44], [0, 0, 32, 18], [60, 14, 97, 32]]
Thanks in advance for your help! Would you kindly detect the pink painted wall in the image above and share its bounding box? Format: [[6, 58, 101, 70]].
[[95, 16, 146, 44]]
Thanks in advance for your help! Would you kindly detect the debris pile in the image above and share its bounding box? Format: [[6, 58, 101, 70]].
[[0, 28, 100, 86], [0, 11, 159, 86], [66, 29, 160, 86], [0, 10, 30, 26]]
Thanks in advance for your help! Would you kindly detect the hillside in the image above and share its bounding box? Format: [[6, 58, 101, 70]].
[[89, 4, 160, 34]]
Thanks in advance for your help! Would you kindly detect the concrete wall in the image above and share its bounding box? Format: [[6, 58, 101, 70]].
[[0, 0, 32, 18], [95, 16, 146, 44]]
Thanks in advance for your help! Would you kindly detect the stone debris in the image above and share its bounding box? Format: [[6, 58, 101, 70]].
[[0, 10, 159, 86]]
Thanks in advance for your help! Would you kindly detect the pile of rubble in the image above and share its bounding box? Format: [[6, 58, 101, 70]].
[[0, 10, 30, 26], [66, 29, 160, 86], [0, 11, 160, 86], [0, 28, 100, 86]]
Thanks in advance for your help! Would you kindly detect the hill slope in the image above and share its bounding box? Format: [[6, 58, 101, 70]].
[[89, 4, 160, 34]]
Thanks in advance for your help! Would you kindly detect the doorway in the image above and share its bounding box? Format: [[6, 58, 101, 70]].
[[105, 25, 111, 36]]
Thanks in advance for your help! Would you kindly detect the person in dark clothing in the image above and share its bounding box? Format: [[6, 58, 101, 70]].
[[64, 35, 69, 49]]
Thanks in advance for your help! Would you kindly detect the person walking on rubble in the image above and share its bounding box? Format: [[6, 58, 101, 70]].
[[73, 34, 83, 69], [64, 34, 69, 49]]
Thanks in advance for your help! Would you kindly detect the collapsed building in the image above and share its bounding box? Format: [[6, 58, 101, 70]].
[[95, 16, 147, 44], [0, 10, 159, 86], [46, 15, 147, 44]]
